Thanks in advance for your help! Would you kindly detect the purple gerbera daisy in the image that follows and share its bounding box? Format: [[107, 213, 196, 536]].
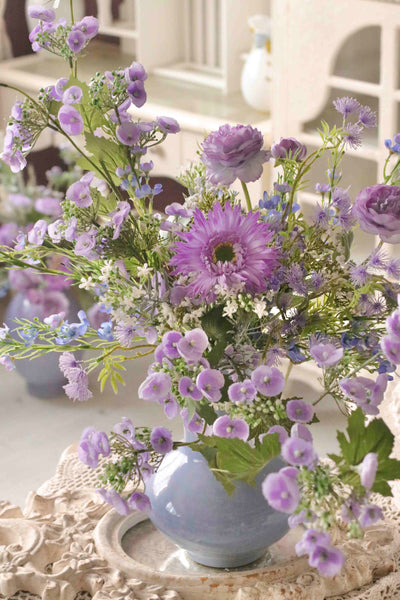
[[170, 202, 279, 301]]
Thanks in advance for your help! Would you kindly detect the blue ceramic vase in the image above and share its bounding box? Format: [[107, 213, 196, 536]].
[[145, 431, 289, 568], [5, 290, 81, 399]]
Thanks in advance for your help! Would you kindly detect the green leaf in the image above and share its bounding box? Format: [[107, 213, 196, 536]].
[[195, 401, 218, 425], [201, 306, 232, 367]]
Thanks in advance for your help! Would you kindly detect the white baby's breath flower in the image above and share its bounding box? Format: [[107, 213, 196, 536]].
[[137, 263, 153, 278], [79, 276, 96, 290], [99, 260, 114, 282], [253, 299, 267, 319], [223, 300, 238, 318]]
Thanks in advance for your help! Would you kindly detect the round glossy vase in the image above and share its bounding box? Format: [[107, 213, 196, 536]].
[[5, 291, 80, 399], [145, 434, 289, 568]]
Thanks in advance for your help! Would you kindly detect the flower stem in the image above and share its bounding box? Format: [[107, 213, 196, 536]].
[[69, 0, 75, 24], [241, 181, 252, 212]]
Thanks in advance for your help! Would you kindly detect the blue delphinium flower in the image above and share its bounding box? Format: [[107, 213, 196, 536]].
[[97, 321, 114, 341], [55, 310, 89, 345]]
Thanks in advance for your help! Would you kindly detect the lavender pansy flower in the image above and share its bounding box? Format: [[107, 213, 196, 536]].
[[58, 105, 84, 136], [74, 230, 98, 259], [266, 425, 288, 444], [127, 80, 147, 108], [28, 5, 55, 21], [97, 488, 130, 515], [381, 335, 400, 364], [228, 380, 257, 404], [116, 122, 141, 146], [281, 437, 316, 467], [178, 376, 202, 401], [286, 399, 314, 423], [213, 415, 249, 440], [201, 124, 269, 185], [177, 328, 208, 362], [156, 116, 180, 134], [162, 331, 182, 359], [291, 423, 313, 443], [359, 452, 378, 490], [73, 16, 99, 39], [309, 341, 343, 368], [62, 85, 83, 105], [150, 426, 173, 454], [113, 417, 135, 441], [28, 219, 47, 246], [262, 470, 300, 513], [67, 30, 86, 54], [295, 528, 331, 557], [181, 408, 204, 434], [251, 365, 285, 397], [138, 372, 172, 402], [308, 544, 345, 578], [128, 491, 151, 512], [358, 503, 384, 527], [386, 310, 400, 341], [160, 394, 180, 419], [125, 61, 147, 82], [196, 368, 225, 402]]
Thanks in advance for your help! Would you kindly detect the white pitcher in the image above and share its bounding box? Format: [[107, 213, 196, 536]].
[[241, 14, 272, 113]]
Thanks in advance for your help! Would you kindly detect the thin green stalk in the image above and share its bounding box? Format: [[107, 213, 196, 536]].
[[69, 0, 75, 24], [241, 181, 252, 212]]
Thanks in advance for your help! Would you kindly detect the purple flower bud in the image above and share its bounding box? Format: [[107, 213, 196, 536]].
[[156, 116, 180, 134], [116, 122, 141, 146], [62, 85, 83, 105], [266, 425, 288, 444], [212, 415, 249, 440], [58, 105, 84, 136], [177, 328, 208, 362], [28, 5, 55, 21], [308, 544, 345, 578], [67, 29, 86, 54], [228, 379, 257, 404], [127, 80, 147, 108], [128, 491, 151, 512], [196, 368, 225, 402], [178, 376, 202, 401], [262, 470, 300, 513], [251, 365, 285, 397], [97, 488, 130, 515], [309, 341, 343, 368], [271, 137, 307, 161], [139, 372, 172, 401], [358, 503, 383, 527], [282, 437, 316, 467], [360, 452, 378, 490], [286, 399, 314, 423], [150, 426, 173, 454]]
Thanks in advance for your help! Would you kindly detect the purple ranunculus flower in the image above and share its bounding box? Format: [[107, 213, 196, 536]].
[[177, 328, 209, 362], [67, 29, 86, 54], [228, 379, 257, 404], [73, 16, 99, 39], [360, 452, 378, 490], [178, 376, 202, 401], [295, 528, 331, 557], [196, 368, 225, 402], [150, 426, 173, 454], [286, 399, 314, 423], [213, 415, 249, 440], [156, 116, 180, 134], [58, 105, 84, 136], [138, 372, 172, 402], [66, 180, 93, 207], [309, 341, 343, 368], [358, 503, 384, 527], [127, 80, 147, 108], [97, 488, 130, 515], [282, 437, 316, 467], [28, 219, 47, 246], [262, 470, 300, 513], [353, 184, 400, 243], [62, 85, 83, 105], [128, 491, 151, 512], [28, 4, 55, 21], [251, 365, 285, 397], [271, 137, 307, 162], [266, 425, 288, 444], [201, 124, 269, 185], [309, 544, 345, 578], [116, 122, 141, 146], [170, 202, 279, 301], [381, 334, 400, 364]]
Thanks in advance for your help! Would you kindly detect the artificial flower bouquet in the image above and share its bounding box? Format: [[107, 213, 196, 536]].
[[2, 2, 400, 577]]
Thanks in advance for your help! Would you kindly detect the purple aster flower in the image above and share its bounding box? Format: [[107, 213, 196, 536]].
[[368, 248, 388, 270], [156, 116, 180, 134], [344, 123, 363, 149], [271, 138, 307, 161], [150, 426, 173, 454], [62, 85, 83, 105], [44, 311, 65, 330], [251, 365, 285, 397], [125, 61, 147, 82], [178, 376, 202, 401], [333, 96, 361, 117], [170, 202, 278, 301], [386, 310, 400, 341], [262, 470, 300, 513], [266, 425, 288, 445], [113, 417, 135, 441], [97, 488, 130, 515], [286, 399, 314, 423], [196, 368, 225, 402], [139, 372, 172, 402], [160, 394, 180, 419], [381, 335, 400, 364], [0, 355, 15, 371], [128, 491, 151, 512], [201, 124, 269, 185], [181, 408, 204, 433], [116, 122, 141, 146], [67, 29, 86, 54], [162, 331, 182, 359], [213, 415, 249, 440], [309, 341, 343, 368], [387, 258, 400, 279], [295, 528, 331, 557], [360, 452, 378, 490], [115, 322, 136, 348], [28, 5, 55, 21], [28, 219, 47, 246], [177, 328, 209, 362], [127, 80, 147, 108], [352, 184, 400, 244], [73, 16, 99, 40], [282, 437, 316, 467], [228, 380, 257, 404], [350, 264, 368, 287], [35, 197, 62, 216], [309, 544, 345, 578], [358, 105, 377, 128], [64, 369, 93, 402], [358, 503, 383, 527], [291, 423, 313, 443], [58, 105, 84, 136]]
